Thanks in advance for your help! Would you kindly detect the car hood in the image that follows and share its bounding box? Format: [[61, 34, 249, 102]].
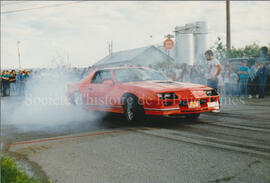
[[122, 80, 212, 93]]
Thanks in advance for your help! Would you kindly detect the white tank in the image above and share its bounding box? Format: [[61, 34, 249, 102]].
[[194, 21, 207, 65], [175, 24, 194, 65]]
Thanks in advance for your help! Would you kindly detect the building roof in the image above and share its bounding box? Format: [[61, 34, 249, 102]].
[[94, 46, 150, 66], [94, 45, 175, 67]]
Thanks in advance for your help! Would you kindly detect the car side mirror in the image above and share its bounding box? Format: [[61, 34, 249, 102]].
[[103, 79, 114, 85]]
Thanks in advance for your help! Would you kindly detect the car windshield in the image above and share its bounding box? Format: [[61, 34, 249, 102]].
[[113, 68, 168, 83]]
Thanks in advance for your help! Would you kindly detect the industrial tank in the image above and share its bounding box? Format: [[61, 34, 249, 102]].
[[175, 24, 194, 65], [174, 21, 207, 66], [194, 21, 207, 65]]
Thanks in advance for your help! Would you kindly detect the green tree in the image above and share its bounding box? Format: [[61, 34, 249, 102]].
[[229, 43, 260, 58], [210, 37, 269, 62], [210, 37, 227, 62]]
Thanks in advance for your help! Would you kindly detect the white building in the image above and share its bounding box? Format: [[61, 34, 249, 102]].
[[93, 45, 175, 68]]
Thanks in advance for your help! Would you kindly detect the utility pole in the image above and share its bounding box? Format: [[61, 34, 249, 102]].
[[226, 0, 231, 53], [108, 40, 113, 57], [17, 40, 21, 69]]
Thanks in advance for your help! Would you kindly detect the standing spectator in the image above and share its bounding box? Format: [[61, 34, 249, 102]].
[[24, 70, 31, 80], [159, 63, 167, 76], [198, 65, 207, 85], [204, 50, 222, 91], [10, 69, 17, 77], [181, 63, 190, 82], [248, 62, 259, 98], [249, 62, 259, 81], [23, 70, 27, 78], [16, 70, 25, 96], [224, 67, 231, 96], [175, 64, 183, 81], [230, 69, 239, 96], [1, 70, 10, 96], [204, 50, 222, 113], [167, 63, 176, 80], [237, 60, 249, 97], [217, 73, 225, 95], [256, 63, 267, 98], [24, 70, 32, 94], [190, 65, 200, 84], [9, 72, 17, 95]]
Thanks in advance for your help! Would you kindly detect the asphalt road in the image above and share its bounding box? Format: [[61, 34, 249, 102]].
[[2, 96, 270, 183]]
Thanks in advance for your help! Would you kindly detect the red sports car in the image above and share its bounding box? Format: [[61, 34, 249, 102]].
[[67, 67, 220, 122]]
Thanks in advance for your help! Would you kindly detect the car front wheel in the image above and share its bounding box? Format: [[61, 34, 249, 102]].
[[123, 95, 145, 123]]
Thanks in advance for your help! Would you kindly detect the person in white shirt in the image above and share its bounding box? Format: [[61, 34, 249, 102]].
[[204, 50, 222, 113], [204, 50, 222, 91]]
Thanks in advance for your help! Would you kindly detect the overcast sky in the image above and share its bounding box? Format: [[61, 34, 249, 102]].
[[1, 1, 270, 69]]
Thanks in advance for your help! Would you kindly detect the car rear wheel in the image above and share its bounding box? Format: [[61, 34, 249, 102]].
[[185, 113, 200, 119], [123, 95, 145, 123]]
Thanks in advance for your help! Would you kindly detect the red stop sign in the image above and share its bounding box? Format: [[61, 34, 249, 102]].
[[163, 39, 174, 50]]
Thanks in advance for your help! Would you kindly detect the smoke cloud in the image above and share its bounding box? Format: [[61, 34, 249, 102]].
[[1, 67, 106, 134]]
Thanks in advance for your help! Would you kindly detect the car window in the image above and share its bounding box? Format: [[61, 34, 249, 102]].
[[113, 68, 167, 83], [91, 70, 112, 84]]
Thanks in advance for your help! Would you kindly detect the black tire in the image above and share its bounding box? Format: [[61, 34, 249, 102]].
[[123, 95, 145, 123], [185, 113, 200, 119]]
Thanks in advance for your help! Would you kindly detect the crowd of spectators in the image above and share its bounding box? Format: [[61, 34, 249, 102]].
[[0, 67, 85, 97], [155, 59, 268, 98], [1, 58, 268, 99], [1, 69, 32, 96]]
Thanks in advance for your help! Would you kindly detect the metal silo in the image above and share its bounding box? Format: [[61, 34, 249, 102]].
[[194, 21, 208, 65], [175, 24, 194, 65]]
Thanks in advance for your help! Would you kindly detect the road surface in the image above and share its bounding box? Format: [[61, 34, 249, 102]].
[[2, 96, 270, 183]]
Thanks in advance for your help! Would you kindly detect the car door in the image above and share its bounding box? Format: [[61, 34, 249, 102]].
[[87, 70, 115, 109]]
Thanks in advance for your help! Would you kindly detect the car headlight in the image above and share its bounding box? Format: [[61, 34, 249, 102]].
[[204, 90, 219, 96], [157, 93, 178, 100]]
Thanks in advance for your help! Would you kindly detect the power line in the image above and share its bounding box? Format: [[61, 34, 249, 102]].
[[1, 1, 31, 6], [1, 1, 86, 15]]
